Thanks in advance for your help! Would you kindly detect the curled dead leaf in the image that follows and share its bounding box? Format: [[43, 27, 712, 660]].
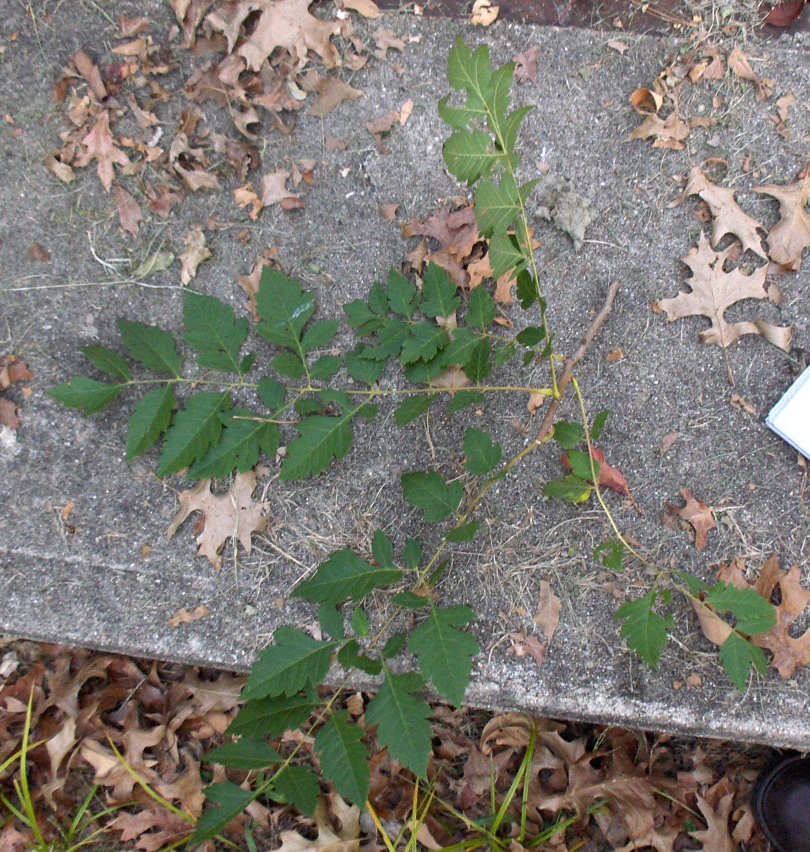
[[664, 488, 716, 551]]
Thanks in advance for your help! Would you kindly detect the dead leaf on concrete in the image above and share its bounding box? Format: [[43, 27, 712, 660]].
[[179, 225, 211, 285], [44, 152, 77, 183], [659, 431, 680, 458], [513, 46, 540, 84], [341, 0, 382, 18], [373, 28, 406, 61], [508, 632, 548, 667], [168, 605, 211, 627], [239, 251, 279, 319], [309, 76, 363, 118], [684, 167, 766, 259], [533, 580, 562, 645], [114, 185, 143, 237], [74, 112, 131, 192], [471, 0, 499, 26], [654, 232, 792, 351], [166, 470, 267, 570], [754, 174, 810, 270], [664, 488, 716, 551]]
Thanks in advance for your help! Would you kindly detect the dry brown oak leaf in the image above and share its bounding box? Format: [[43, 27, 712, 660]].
[[655, 231, 792, 351], [754, 174, 810, 270], [207, 0, 341, 72], [73, 111, 131, 192], [684, 167, 767, 259], [166, 470, 267, 570], [664, 488, 716, 551]]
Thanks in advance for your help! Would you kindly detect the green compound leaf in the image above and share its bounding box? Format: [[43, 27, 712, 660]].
[[273, 765, 320, 818], [616, 591, 672, 670], [719, 632, 768, 691], [293, 549, 403, 606], [421, 263, 460, 319], [188, 408, 280, 479], [410, 605, 478, 706], [156, 391, 231, 478], [401, 471, 464, 523], [366, 671, 432, 778], [372, 530, 395, 568], [346, 349, 385, 384], [126, 384, 176, 460], [393, 591, 432, 609], [395, 394, 436, 426], [447, 390, 485, 415], [281, 407, 360, 480], [205, 739, 282, 770], [552, 421, 584, 450], [387, 268, 418, 317], [463, 428, 502, 476], [401, 323, 449, 365], [488, 231, 526, 280], [440, 328, 479, 368], [367, 318, 409, 361], [475, 174, 519, 237], [706, 583, 776, 636], [443, 129, 501, 185], [50, 377, 126, 415], [516, 326, 545, 347], [594, 539, 625, 571], [241, 628, 339, 701], [463, 337, 491, 383], [402, 538, 422, 569], [227, 693, 319, 739], [271, 351, 306, 379], [591, 409, 610, 441], [192, 782, 255, 843], [258, 377, 286, 409], [351, 607, 370, 637], [315, 711, 370, 807], [81, 345, 131, 381], [183, 290, 248, 374], [118, 319, 182, 377], [310, 355, 341, 382], [438, 93, 486, 129], [543, 475, 592, 504], [466, 285, 497, 330], [256, 268, 316, 351], [344, 300, 385, 336], [502, 106, 534, 157]]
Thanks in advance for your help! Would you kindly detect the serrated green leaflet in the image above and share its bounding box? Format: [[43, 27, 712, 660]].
[[293, 549, 403, 606], [516, 326, 545, 347], [192, 782, 255, 842], [401, 471, 463, 523], [271, 351, 306, 379], [205, 739, 281, 770], [466, 286, 496, 330], [386, 268, 417, 317], [719, 632, 768, 691], [443, 129, 501, 185], [241, 628, 338, 701], [258, 377, 285, 409], [346, 349, 385, 384], [274, 765, 320, 818], [393, 591, 432, 609], [448, 38, 493, 97], [227, 693, 319, 739], [310, 355, 341, 381], [338, 640, 382, 676], [552, 421, 584, 449], [315, 711, 369, 807], [372, 530, 395, 568], [366, 671, 432, 778], [118, 319, 182, 377], [488, 231, 526, 279], [475, 174, 519, 236], [401, 323, 449, 365], [445, 521, 480, 543], [410, 605, 478, 705], [591, 409, 609, 441], [281, 406, 360, 480], [464, 337, 491, 382], [81, 345, 131, 381], [188, 409, 280, 479], [126, 384, 175, 460], [351, 607, 370, 637], [463, 428, 502, 476], [594, 539, 625, 571], [616, 592, 671, 669], [441, 328, 480, 368], [344, 299, 384, 336], [706, 583, 776, 636], [367, 318, 409, 360], [438, 93, 486, 129], [256, 268, 315, 352], [447, 390, 485, 415], [420, 263, 460, 319], [403, 538, 422, 569], [318, 603, 345, 640], [301, 319, 340, 353], [395, 394, 436, 426], [566, 450, 601, 484], [543, 475, 592, 504], [183, 290, 248, 373], [156, 391, 231, 477], [49, 377, 126, 415]]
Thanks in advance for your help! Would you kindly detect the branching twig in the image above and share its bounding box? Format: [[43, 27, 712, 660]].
[[535, 280, 621, 444]]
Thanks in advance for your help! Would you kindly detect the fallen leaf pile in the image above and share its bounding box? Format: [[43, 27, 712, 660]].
[[47, 2, 408, 284], [628, 42, 773, 150], [0, 641, 776, 849], [699, 554, 810, 678], [655, 167, 800, 354], [166, 469, 268, 570]]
